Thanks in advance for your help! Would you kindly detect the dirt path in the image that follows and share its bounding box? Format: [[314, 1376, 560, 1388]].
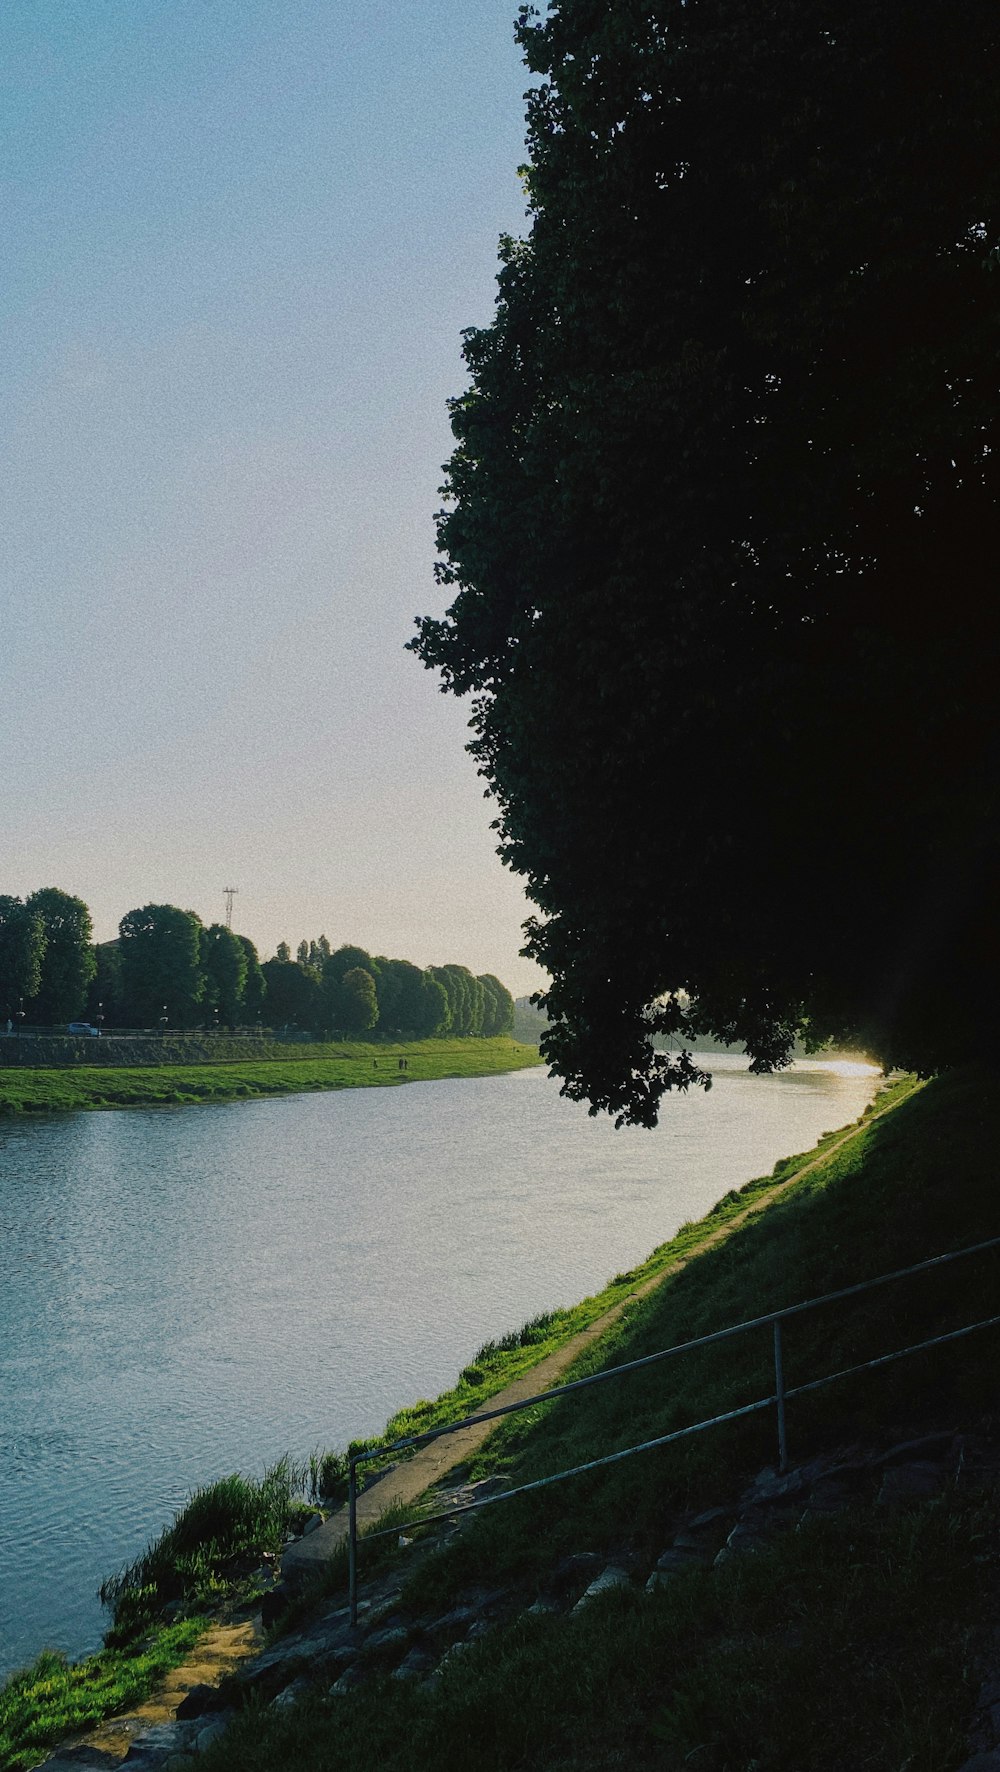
[[283, 1086, 906, 1580], [56, 1620, 261, 1764]]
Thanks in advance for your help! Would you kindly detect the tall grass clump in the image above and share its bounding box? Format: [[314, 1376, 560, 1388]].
[[100, 1458, 303, 1643]]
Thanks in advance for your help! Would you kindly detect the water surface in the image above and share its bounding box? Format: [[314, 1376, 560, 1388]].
[[0, 1056, 878, 1676]]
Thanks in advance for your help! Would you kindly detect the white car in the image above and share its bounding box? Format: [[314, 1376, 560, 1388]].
[[67, 1022, 101, 1037]]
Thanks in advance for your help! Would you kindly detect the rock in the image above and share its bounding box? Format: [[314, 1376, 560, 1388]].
[[174, 1683, 217, 1720], [807, 1476, 860, 1513], [467, 1475, 511, 1499], [301, 1511, 324, 1536], [745, 1468, 801, 1501], [195, 1716, 231, 1753], [38, 1756, 120, 1770], [422, 1603, 479, 1636], [261, 1581, 294, 1628], [687, 1504, 736, 1531], [573, 1566, 630, 1610], [656, 1545, 712, 1573], [673, 1511, 734, 1552], [876, 1432, 955, 1467], [436, 1640, 472, 1671], [232, 1654, 306, 1707], [366, 1590, 403, 1621], [714, 1522, 769, 1566], [330, 1666, 364, 1695], [877, 1462, 947, 1505], [124, 1722, 197, 1761], [310, 1640, 358, 1680], [550, 1552, 603, 1599], [392, 1647, 434, 1680], [271, 1677, 312, 1709], [363, 1624, 409, 1654]]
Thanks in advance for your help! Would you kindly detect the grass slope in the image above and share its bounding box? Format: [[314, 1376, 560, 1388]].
[[328, 1088, 914, 1472], [0, 1038, 541, 1115], [199, 1065, 1000, 1772]]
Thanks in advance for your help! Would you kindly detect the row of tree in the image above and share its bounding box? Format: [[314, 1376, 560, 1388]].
[[261, 944, 513, 1038], [0, 893, 514, 1040]]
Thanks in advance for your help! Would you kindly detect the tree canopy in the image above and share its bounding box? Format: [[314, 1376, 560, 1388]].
[[200, 923, 249, 1026], [411, 0, 1000, 1125], [0, 897, 45, 1021], [25, 888, 96, 1023], [118, 904, 206, 1028], [0, 882, 520, 1043]]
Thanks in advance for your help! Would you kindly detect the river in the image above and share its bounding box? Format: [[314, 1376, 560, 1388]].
[[0, 1054, 879, 1679]]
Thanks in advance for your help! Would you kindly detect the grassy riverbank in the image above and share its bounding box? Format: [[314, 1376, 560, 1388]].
[[0, 1075, 916, 1769], [0, 1037, 541, 1115], [196, 1063, 1000, 1772]]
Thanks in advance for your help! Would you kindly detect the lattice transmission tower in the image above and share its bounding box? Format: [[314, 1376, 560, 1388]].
[[222, 886, 239, 929]]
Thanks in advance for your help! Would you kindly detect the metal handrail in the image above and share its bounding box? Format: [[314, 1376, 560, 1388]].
[[347, 1233, 1000, 1622]]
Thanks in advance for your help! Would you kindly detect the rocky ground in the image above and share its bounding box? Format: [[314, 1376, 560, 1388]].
[[34, 1425, 1000, 1772]]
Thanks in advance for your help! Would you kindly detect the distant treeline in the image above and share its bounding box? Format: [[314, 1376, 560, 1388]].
[[0, 891, 514, 1040]]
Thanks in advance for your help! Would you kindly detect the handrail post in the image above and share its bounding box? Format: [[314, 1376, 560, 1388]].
[[348, 1456, 358, 1627], [773, 1319, 788, 1473]]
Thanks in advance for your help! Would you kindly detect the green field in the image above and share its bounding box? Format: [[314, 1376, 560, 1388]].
[[0, 1037, 542, 1115]]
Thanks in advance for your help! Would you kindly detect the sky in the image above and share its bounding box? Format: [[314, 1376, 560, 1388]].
[[1, 1, 546, 996]]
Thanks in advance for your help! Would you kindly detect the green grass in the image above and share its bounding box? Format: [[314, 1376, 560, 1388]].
[[0, 1463, 305, 1770], [310, 1084, 911, 1491], [200, 1493, 997, 1772], [192, 1063, 1000, 1772], [0, 1621, 204, 1772], [99, 1460, 304, 1645], [0, 1037, 541, 1114], [401, 1067, 995, 1594]]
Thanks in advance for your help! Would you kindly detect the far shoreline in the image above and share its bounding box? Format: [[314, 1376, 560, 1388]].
[[0, 1036, 543, 1117]]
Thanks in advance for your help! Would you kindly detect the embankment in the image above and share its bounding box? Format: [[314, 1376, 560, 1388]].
[[0, 1037, 542, 1115], [11, 1066, 1000, 1772], [190, 1064, 1000, 1772]]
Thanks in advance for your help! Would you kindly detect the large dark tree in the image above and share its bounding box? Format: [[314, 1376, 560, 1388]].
[[335, 966, 379, 1034], [373, 957, 450, 1037], [260, 956, 322, 1030], [411, 0, 1000, 1124], [118, 905, 205, 1028], [25, 888, 96, 1023], [200, 923, 248, 1027], [478, 973, 515, 1037], [0, 897, 45, 1022], [236, 935, 267, 1023], [86, 941, 122, 1028]]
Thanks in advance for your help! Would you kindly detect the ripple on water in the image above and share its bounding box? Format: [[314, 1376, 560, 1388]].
[[0, 1057, 880, 1676]]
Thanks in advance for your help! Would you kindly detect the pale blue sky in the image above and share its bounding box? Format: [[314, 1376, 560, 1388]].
[[1, 1, 544, 992]]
